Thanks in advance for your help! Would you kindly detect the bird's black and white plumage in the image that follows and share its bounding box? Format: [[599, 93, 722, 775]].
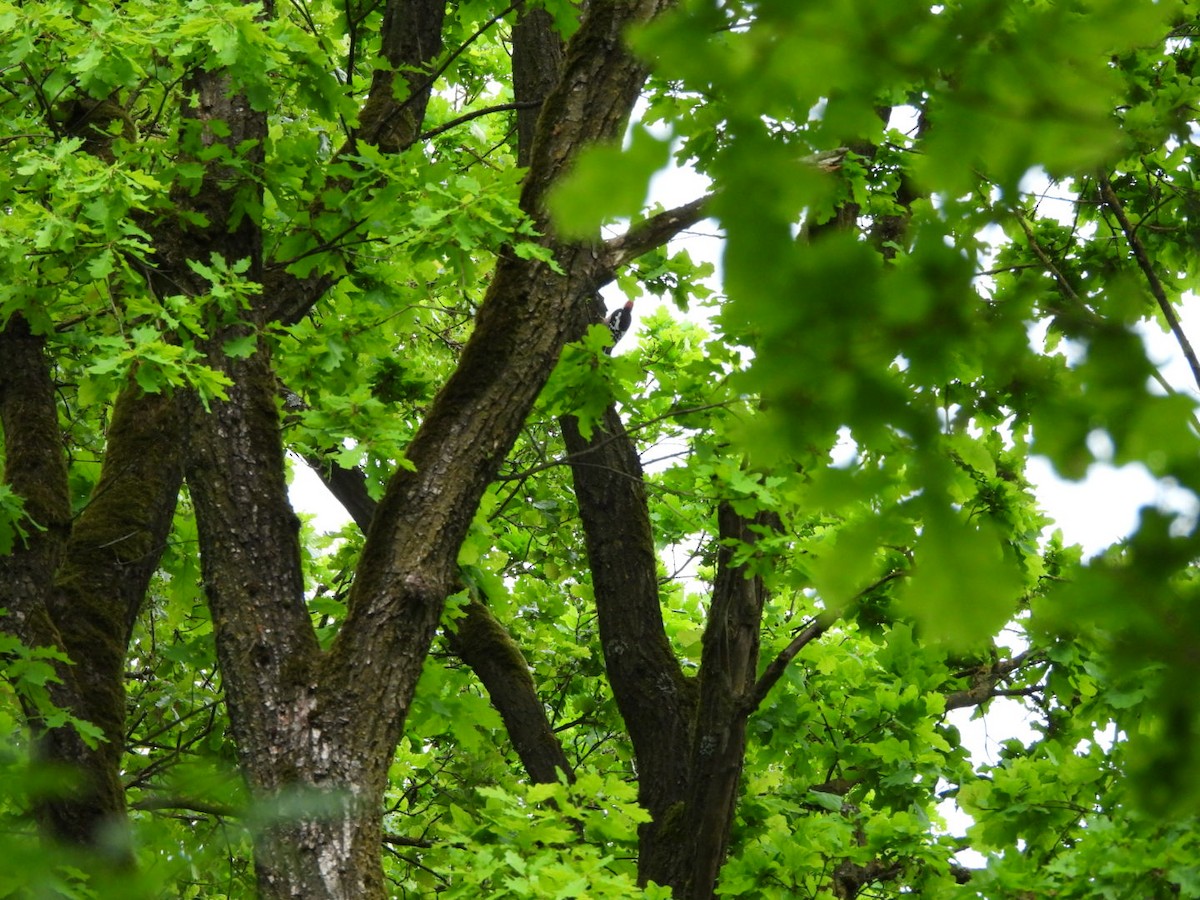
[[606, 299, 634, 352]]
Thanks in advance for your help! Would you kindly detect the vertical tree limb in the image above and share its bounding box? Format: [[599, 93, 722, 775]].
[[679, 504, 774, 899], [560, 406, 696, 843], [321, 0, 675, 751], [356, 0, 448, 152], [176, 2, 675, 895], [512, 2, 565, 168], [0, 316, 71, 625], [0, 315, 92, 848], [41, 385, 184, 856]]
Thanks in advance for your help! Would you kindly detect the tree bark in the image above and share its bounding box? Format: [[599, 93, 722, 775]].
[[0, 320, 182, 860], [357, 0, 447, 153], [561, 408, 696, 823], [302, 451, 573, 786], [173, 2, 673, 896], [43, 385, 183, 857], [674, 504, 771, 898], [512, 3, 566, 167], [446, 597, 574, 784], [0, 316, 88, 843], [562, 399, 776, 898]]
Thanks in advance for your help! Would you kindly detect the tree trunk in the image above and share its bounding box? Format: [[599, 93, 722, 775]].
[[302, 451, 573, 786], [563, 401, 774, 899], [1, 319, 183, 861], [4, 1, 679, 892], [172, 3, 674, 895]]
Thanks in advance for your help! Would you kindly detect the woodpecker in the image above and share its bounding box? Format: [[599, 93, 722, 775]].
[[606, 298, 634, 352]]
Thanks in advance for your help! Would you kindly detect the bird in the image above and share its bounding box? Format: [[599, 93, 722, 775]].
[[605, 298, 634, 352]]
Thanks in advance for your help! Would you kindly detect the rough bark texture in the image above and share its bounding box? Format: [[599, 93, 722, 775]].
[[562, 409, 696, 819], [679, 505, 772, 896], [45, 385, 183, 854], [357, 0, 447, 153], [303, 452, 572, 786], [512, 3, 566, 168], [4, 1, 684, 895], [166, 45, 336, 896], [563, 400, 775, 899], [446, 598, 574, 784], [172, 2, 673, 897], [0, 321, 182, 859], [0, 317, 84, 840]]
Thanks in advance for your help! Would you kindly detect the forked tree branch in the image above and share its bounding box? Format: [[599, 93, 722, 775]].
[[741, 612, 836, 717], [742, 569, 907, 716], [290, 412, 574, 785], [943, 648, 1043, 711]]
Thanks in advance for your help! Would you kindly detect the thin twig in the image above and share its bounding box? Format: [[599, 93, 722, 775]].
[[1098, 171, 1200, 392], [1013, 214, 1081, 303], [741, 569, 907, 716], [419, 100, 541, 141], [267, 216, 370, 269], [0, 132, 53, 146], [495, 402, 735, 482], [130, 796, 239, 818]]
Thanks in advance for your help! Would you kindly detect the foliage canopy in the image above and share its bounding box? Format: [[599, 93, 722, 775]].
[[2, 0, 1200, 897]]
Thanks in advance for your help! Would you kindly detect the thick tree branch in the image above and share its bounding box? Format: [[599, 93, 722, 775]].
[[0, 335, 181, 860], [364, 0, 521, 152], [603, 195, 713, 268], [943, 649, 1042, 712], [324, 0, 675, 729], [0, 316, 71, 606], [512, 2, 566, 167], [0, 315, 98, 849], [675, 503, 774, 899], [446, 597, 575, 784], [519, 1, 676, 226], [357, 0, 448, 152], [561, 407, 694, 812], [302, 453, 379, 534], [263, 0, 450, 326], [54, 385, 183, 659], [298, 447, 573, 785], [1098, 172, 1200, 393], [41, 385, 184, 853], [164, 45, 335, 892]]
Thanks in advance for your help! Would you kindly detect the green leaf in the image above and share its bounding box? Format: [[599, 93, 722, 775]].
[[222, 332, 258, 359], [547, 125, 672, 238], [896, 507, 1024, 649]]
